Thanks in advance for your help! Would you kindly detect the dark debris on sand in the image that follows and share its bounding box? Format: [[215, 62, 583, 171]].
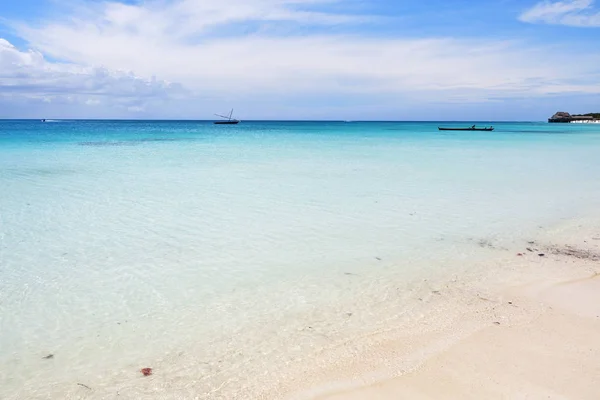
[[546, 245, 600, 261]]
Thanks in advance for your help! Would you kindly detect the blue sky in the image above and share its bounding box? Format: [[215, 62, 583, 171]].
[[1, 0, 599, 120]]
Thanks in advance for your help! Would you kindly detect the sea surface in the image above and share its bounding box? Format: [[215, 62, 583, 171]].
[[1, 120, 600, 398]]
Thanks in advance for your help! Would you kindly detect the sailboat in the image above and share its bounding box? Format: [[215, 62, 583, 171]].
[[214, 109, 240, 125]]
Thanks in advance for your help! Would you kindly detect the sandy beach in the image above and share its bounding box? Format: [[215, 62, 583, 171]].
[[317, 278, 600, 400], [3, 211, 599, 400], [273, 218, 600, 400], [11, 215, 596, 400]]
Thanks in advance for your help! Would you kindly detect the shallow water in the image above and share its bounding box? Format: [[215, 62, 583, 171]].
[[1, 120, 600, 397]]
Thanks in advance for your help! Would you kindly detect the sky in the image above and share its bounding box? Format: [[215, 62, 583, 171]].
[[0, 0, 599, 120]]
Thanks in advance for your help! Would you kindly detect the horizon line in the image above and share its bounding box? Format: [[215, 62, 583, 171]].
[[0, 119, 546, 123]]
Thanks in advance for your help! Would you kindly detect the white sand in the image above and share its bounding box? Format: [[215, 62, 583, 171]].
[[317, 276, 600, 400], [273, 218, 600, 400]]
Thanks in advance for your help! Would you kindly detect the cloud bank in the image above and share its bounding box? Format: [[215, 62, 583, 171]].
[[0, 38, 184, 113], [2, 0, 600, 118]]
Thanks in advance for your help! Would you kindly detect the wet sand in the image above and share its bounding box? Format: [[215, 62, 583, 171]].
[[279, 219, 600, 400], [318, 275, 600, 400]]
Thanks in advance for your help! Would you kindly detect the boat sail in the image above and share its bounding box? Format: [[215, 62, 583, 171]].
[[214, 109, 240, 125]]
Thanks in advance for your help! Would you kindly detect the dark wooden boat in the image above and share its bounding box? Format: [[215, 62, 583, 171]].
[[438, 125, 493, 131], [214, 109, 240, 125]]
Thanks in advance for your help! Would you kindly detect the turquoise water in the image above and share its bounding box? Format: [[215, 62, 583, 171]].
[[1, 120, 600, 398]]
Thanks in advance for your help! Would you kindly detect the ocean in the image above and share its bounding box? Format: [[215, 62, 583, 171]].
[[1, 120, 600, 398]]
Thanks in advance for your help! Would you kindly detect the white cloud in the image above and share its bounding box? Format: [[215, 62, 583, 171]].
[[2, 0, 600, 118], [0, 37, 185, 109], [519, 0, 600, 26]]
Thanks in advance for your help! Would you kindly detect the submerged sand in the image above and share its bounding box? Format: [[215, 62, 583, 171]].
[[5, 218, 599, 399]]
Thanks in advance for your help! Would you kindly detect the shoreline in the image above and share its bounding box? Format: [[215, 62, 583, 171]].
[[3, 215, 600, 399], [272, 217, 600, 399], [317, 275, 600, 399]]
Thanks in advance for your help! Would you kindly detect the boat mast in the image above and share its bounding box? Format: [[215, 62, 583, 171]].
[[214, 109, 235, 120]]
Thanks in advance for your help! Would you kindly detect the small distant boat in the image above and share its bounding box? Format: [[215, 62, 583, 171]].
[[41, 119, 46, 122], [438, 125, 494, 131], [214, 109, 239, 125]]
